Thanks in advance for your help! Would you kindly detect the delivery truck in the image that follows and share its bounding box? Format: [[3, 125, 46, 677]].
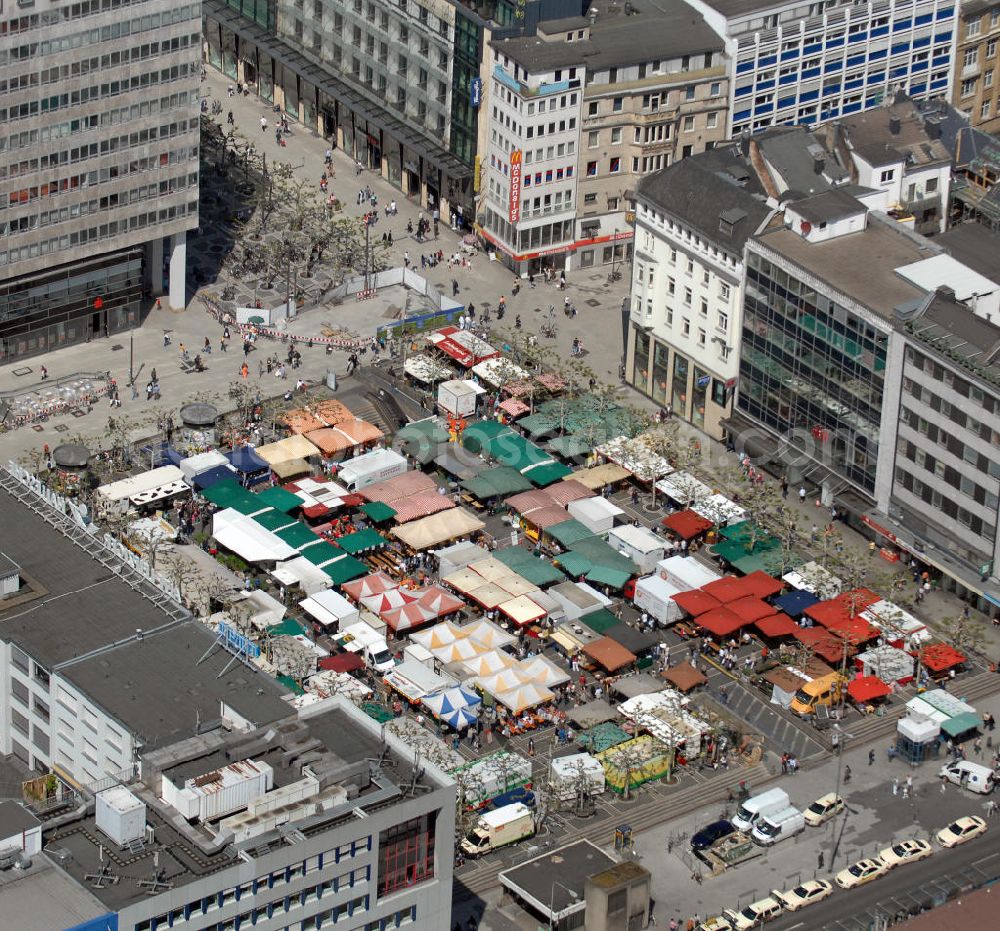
[[460, 803, 535, 857], [337, 448, 407, 492], [548, 753, 606, 803], [336, 620, 395, 674]]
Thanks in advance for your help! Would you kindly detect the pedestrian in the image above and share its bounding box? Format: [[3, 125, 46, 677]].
[[868, 748, 875, 766], [780, 477, 788, 499], [798, 486, 807, 503], [240, 361, 249, 379], [817, 851, 825, 869], [844, 764, 852, 783], [987, 799, 997, 818], [404, 251, 410, 267], [40, 365, 48, 380], [527, 737, 534, 757], [941, 775, 948, 793], [892, 777, 898, 796], [905, 774, 912, 797], [260, 115, 267, 132]]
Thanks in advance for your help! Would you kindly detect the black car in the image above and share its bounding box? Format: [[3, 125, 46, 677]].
[[690, 820, 735, 851]]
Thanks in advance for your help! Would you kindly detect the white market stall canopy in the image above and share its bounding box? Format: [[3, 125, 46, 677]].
[[905, 688, 976, 725], [435, 541, 491, 576], [270, 556, 332, 595], [300, 589, 360, 630], [471, 356, 530, 388], [97, 465, 189, 507], [384, 660, 456, 703], [692, 493, 747, 526], [861, 599, 930, 646], [855, 644, 914, 683], [608, 524, 665, 556], [618, 690, 707, 749], [292, 476, 350, 510], [223, 589, 286, 631], [568, 496, 624, 534], [179, 450, 230, 482], [403, 353, 453, 384], [392, 507, 485, 550], [212, 508, 298, 562], [655, 471, 714, 507], [783, 561, 843, 599], [596, 435, 673, 483]]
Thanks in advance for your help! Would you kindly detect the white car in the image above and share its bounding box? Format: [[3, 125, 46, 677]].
[[803, 793, 844, 827], [722, 896, 783, 930], [878, 838, 933, 868], [771, 879, 834, 911], [696, 918, 734, 931], [937, 815, 987, 848], [835, 857, 889, 889]]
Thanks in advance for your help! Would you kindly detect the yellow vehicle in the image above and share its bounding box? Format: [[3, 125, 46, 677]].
[[790, 672, 846, 717]]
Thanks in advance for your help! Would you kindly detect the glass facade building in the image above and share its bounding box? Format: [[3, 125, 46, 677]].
[[738, 247, 889, 493]]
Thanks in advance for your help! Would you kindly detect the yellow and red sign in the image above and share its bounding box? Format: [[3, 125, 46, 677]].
[[508, 149, 522, 225]]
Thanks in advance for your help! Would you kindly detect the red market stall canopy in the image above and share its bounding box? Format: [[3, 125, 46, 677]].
[[671, 589, 722, 617], [826, 615, 878, 645], [498, 398, 531, 419], [754, 613, 799, 638], [805, 588, 880, 628], [919, 642, 966, 673], [702, 576, 749, 604], [661, 509, 714, 540], [727, 596, 775, 624], [583, 636, 637, 672], [426, 326, 499, 367], [318, 653, 365, 674], [696, 606, 745, 638], [847, 675, 891, 703], [793, 626, 854, 664], [739, 570, 784, 600]]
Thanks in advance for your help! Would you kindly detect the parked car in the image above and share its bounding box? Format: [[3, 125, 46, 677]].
[[691, 820, 736, 851], [722, 896, 783, 930], [937, 815, 987, 848], [803, 793, 844, 827], [770, 879, 834, 911], [878, 838, 932, 868], [485, 786, 536, 812], [695, 918, 733, 931], [835, 857, 889, 890]]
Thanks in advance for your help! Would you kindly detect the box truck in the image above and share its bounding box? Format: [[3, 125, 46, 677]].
[[460, 803, 535, 857], [548, 753, 606, 803], [337, 448, 407, 492], [732, 788, 790, 833], [450, 751, 533, 809], [336, 620, 395, 674]]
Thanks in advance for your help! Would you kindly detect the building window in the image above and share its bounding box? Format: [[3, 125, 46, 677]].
[[683, 287, 692, 306], [611, 127, 622, 144], [986, 69, 995, 87], [588, 130, 599, 147], [579, 250, 595, 267], [682, 318, 690, 336], [698, 328, 706, 347], [718, 310, 729, 331], [988, 39, 997, 58], [685, 85, 695, 101], [588, 101, 598, 116], [962, 78, 978, 97], [683, 116, 695, 132], [982, 100, 992, 119], [719, 282, 731, 301], [965, 48, 979, 68], [706, 112, 719, 129], [378, 816, 435, 897], [608, 196, 620, 210], [587, 161, 598, 176], [967, 17, 981, 37], [612, 97, 623, 112], [710, 82, 721, 96], [609, 157, 620, 173], [880, 168, 895, 183]]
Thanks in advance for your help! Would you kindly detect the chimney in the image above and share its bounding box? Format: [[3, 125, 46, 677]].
[[889, 116, 901, 135], [813, 155, 825, 174], [739, 127, 750, 158], [925, 118, 941, 140], [588, 6, 598, 23]]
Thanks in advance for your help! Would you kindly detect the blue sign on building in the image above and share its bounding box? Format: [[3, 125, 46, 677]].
[[218, 620, 262, 659], [470, 77, 483, 108]]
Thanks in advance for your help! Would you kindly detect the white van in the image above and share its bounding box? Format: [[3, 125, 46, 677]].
[[732, 788, 790, 833], [939, 760, 995, 795], [751, 806, 806, 847]]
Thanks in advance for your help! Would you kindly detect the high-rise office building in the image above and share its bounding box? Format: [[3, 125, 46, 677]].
[[0, 0, 202, 363]]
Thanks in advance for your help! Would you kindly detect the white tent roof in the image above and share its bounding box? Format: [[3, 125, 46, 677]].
[[300, 589, 360, 629], [518, 654, 571, 688], [179, 450, 230, 481], [270, 556, 333, 595], [471, 357, 529, 387], [211, 508, 297, 562], [692, 493, 747, 526], [227, 589, 286, 631], [568, 496, 624, 523], [783, 561, 843, 599], [403, 353, 453, 383], [494, 680, 555, 713], [97, 465, 188, 505], [654, 471, 714, 505]]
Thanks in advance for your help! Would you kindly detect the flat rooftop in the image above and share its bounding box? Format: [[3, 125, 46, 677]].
[[499, 839, 618, 913], [59, 621, 293, 751], [0, 855, 108, 930], [494, 0, 721, 72], [754, 217, 931, 318], [49, 702, 440, 912], [937, 223, 1000, 283], [0, 487, 183, 669]]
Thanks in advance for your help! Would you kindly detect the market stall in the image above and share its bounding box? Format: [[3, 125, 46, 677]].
[[568, 496, 624, 534], [255, 435, 321, 468], [211, 508, 298, 562], [583, 636, 637, 673], [597, 435, 673, 484], [855, 644, 915, 684], [661, 661, 707, 693], [270, 556, 333, 596], [300, 589, 360, 631], [384, 660, 456, 704], [656, 555, 723, 590], [617, 690, 707, 749], [654, 471, 713, 507], [96, 465, 190, 514], [783, 561, 843, 599], [391, 507, 486, 550], [596, 735, 672, 794], [661, 509, 714, 541]]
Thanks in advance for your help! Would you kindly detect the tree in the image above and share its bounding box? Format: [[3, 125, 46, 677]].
[[937, 614, 987, 656]]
